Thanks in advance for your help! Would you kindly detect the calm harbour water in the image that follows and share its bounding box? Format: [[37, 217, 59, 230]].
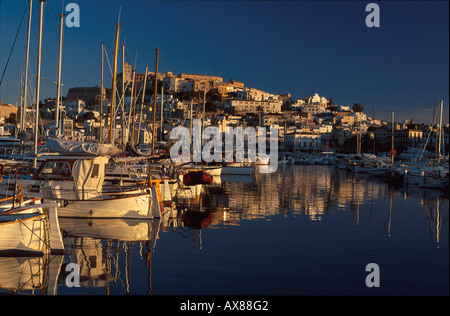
[[1, 165, 448, 296]]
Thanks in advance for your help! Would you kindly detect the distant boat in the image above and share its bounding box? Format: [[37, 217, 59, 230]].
[[419, 169, 449, 189], [295, 156, 315, 165], [279, 156, 295, 165], [366, 166, 391, 176], [183, 163, 222, 176], [252, 155, 270, 165], [335, 154, 350, 170], [182, 170, 213, 186], [313, 157, 329, 165], [397, 147, 429, 162], [222, 162, 253, 175], [403, 169, 421, 185]]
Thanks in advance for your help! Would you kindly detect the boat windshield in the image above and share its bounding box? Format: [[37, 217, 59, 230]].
[[39, 161, 72, 179]]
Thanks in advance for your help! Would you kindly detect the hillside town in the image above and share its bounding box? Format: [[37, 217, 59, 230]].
[[1, 64, 448, 159]]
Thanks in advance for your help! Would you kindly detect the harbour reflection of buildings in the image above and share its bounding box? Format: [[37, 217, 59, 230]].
[[166, 166, 447, 248], [208, 166, 388, 222]]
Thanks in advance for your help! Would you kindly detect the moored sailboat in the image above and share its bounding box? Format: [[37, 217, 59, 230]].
[[0, 154, 161, 219]]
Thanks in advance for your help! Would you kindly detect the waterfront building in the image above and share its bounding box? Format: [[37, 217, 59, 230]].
[[374, 126, 424, 152], [227, 99, 282, 114], [284, 129, 322, 152]]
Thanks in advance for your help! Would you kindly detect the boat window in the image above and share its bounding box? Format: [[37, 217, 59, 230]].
[[39, 161, 72, 179], [92, 164, 99, 178]]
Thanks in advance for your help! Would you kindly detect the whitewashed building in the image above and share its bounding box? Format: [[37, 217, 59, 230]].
[[227, 99, 282, 114], [63, 99, 85, 118], [284, 130, 323, 152]]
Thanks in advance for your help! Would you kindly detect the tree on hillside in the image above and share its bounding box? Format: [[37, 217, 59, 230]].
[[5, 112, 18, 124], [352, 103, 364, 112]]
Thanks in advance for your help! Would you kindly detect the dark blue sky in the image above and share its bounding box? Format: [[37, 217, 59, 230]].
[[0, 1, 448, 123]]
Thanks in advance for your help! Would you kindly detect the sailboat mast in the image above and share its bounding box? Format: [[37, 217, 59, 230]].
[[160, 86, 164, 141], [391, 110, 395, 167], [372, 105, 375, 155], [100, 42, 104, 143], [21, 0, 32, 133], [438, 99, 443, 161], [202, 86, 206, 136], [34, 0, 45, 168], [55, 13, 64, 130], [152, 48, 159, 154], [137, 66, 148, 144], [109, 22, 120, 144], [131, 70, 137, 145]]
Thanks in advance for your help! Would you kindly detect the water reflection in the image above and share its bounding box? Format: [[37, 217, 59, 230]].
[[59, 218, 160, 294], [0, 255, 63, 295], [199, 165, 448, 244], [0, 165, 447, 295]]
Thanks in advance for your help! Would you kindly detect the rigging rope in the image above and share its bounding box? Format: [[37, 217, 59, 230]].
[[0, 1, 28, 92]]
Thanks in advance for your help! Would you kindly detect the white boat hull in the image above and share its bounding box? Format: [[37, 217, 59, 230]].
[[44, 189, 160, 220], [0, 214, 48, 256], [0, 198, 42, 212]]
